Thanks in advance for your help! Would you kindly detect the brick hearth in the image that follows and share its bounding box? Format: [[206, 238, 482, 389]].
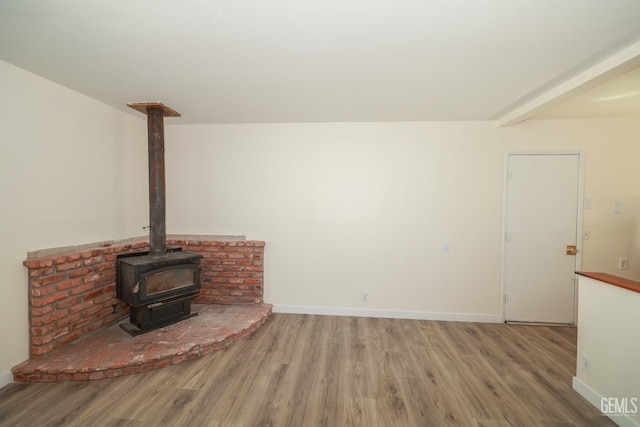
[[16, 235, 269, 382], [13, 304, 272, 382]]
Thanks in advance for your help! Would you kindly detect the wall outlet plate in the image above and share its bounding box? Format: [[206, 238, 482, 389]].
[[619, 258, 628, 270], [581, 353, 591, 373]]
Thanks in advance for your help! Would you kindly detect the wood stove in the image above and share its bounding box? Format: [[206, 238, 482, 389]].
[[116, 102, 202, 336], [117, 249, 201, 335]]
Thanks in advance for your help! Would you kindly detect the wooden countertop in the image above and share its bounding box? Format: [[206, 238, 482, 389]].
[[576, 271, 640, 294]]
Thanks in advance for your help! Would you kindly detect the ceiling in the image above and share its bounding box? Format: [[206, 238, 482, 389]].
[[1, 0, 640, 124]]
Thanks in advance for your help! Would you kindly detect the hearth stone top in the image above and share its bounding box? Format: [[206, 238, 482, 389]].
[[25, 234, 247, 259]]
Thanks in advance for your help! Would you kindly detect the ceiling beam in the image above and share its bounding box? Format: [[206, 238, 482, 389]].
[[496, 39, 640, 127]]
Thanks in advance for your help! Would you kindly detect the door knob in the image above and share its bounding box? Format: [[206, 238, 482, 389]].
[[566, 245, 577, 255]]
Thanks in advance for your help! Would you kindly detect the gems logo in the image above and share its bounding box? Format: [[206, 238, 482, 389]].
[[600, 397, 638, 417]]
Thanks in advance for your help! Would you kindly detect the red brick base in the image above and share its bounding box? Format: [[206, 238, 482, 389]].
[[23, 235, 265, 358]]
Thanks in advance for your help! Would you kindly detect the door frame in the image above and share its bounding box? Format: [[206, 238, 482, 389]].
[[500, 151, 585, 324]]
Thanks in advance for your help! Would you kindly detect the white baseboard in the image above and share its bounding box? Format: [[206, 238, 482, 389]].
[[573, 376, 640, 427], [272, 305, 502, 323], [0, 370, 13, 389]]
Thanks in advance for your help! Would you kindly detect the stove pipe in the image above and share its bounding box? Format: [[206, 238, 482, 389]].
[[127, 102, 181, 256]]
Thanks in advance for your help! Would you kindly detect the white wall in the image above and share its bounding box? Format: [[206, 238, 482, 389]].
[[165, 119, 640, 318], [0, 60, 147, 382], [579, 137, 640, 279], [574, 276, 640, 426]]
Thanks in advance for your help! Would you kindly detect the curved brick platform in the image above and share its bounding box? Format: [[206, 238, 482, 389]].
[[12, 304, 272, 382]]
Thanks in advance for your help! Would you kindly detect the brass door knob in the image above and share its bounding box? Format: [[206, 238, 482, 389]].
[[566, 245, 577, 255]]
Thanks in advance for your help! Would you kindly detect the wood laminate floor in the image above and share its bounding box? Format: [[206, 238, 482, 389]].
[[0, 314, 612, 426]]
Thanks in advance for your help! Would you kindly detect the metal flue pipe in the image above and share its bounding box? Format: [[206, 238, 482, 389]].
[[127, 102, 181, 256]]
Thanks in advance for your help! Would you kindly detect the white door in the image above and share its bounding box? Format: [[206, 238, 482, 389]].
[[504, 154, 580, 324]]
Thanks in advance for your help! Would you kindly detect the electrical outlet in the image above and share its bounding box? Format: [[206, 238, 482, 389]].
[[581, 354, 591, 373], [362, 293, 368, 303], [619, 258, 628, 270]]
